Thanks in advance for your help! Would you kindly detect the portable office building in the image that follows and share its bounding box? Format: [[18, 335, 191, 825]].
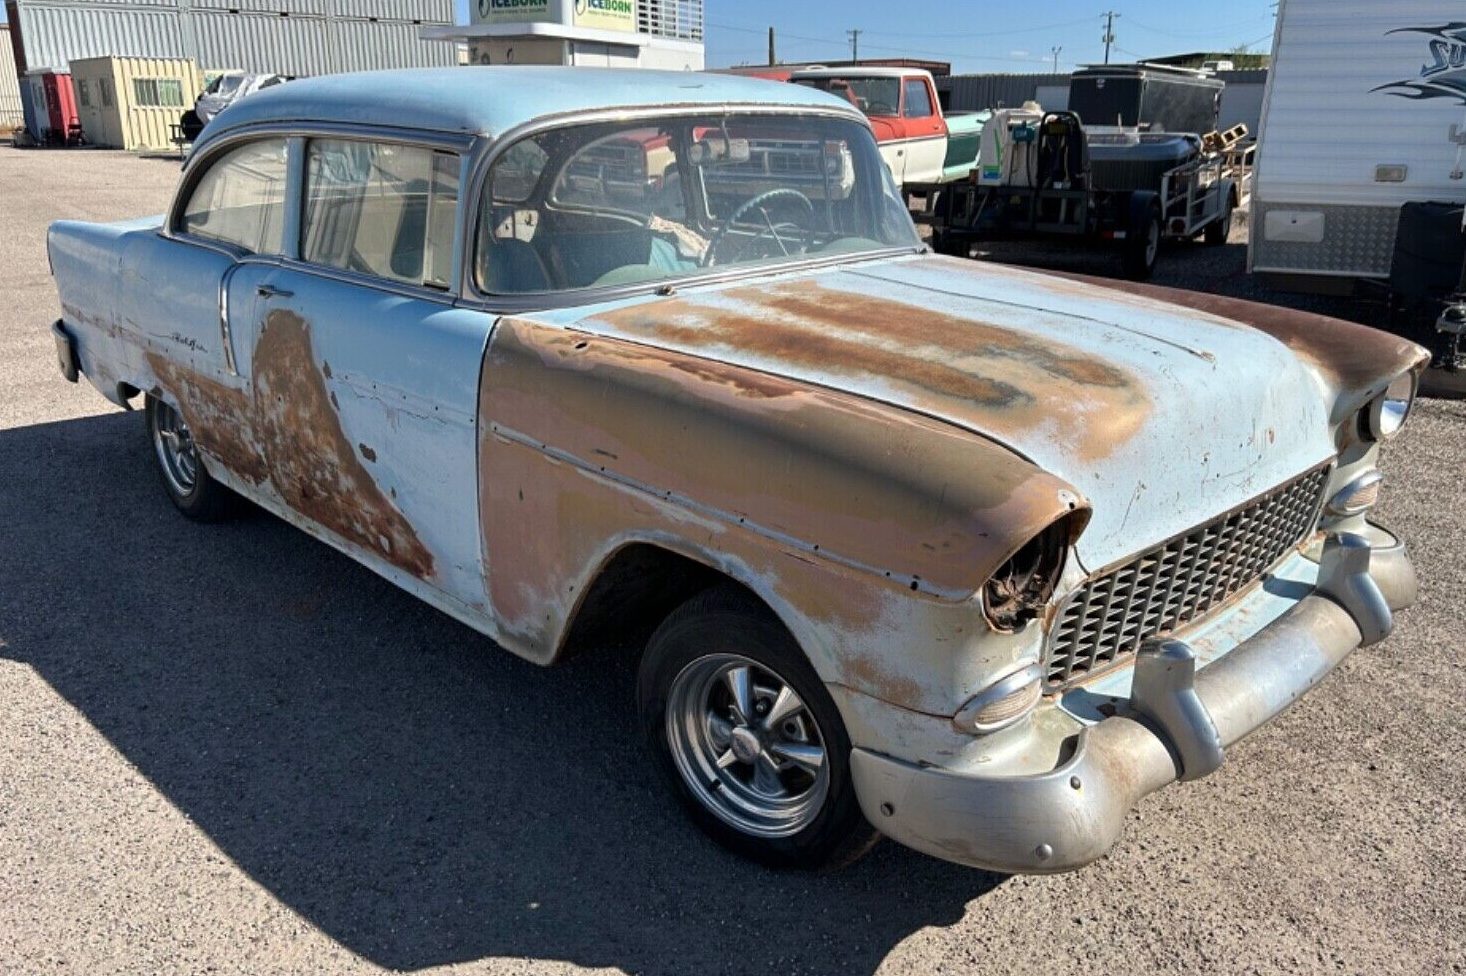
[[1251, 0, 1466, 290], [71, 56, 203, 150]]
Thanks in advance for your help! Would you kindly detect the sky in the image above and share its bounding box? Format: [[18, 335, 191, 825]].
[[455, 0, 1280, 74], [0, 2, 1280, 75]]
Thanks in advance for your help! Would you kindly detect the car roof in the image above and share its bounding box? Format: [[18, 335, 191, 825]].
[[791, 67, 931, 80], [198, 66, 863, 148]]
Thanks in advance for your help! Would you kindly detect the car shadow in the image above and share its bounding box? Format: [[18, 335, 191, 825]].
[[0, 410, 996, 974]]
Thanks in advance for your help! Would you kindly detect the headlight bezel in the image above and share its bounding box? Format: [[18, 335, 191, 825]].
[[1360, 372, 1417, 443]]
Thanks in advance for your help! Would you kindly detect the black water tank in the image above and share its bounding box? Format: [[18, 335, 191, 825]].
[[1086, 133, 1201, 192], [1391, 201, 1466, 300]]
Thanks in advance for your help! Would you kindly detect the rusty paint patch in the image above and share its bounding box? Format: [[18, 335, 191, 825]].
[[589, 280, 1152, 462], [146, 352, 269, 485], [1045, 272, 1430, 403], [252, 310, 435, 579]]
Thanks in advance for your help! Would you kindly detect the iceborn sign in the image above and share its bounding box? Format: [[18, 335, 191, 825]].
[[1375, 22, 1466, 103]]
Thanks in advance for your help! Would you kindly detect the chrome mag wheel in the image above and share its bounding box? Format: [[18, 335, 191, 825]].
[[665, 653, 831, 839], [151, 399, 200, 497]]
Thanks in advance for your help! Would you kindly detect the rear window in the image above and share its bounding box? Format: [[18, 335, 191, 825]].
[[179, 138, 288, 254]]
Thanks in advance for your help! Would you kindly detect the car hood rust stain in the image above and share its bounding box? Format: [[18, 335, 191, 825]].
[[584, 278, 1152, 464], [250, 310, 436, 580], [548, 258, 1342, 572], [1040, 271, 1432, 421]]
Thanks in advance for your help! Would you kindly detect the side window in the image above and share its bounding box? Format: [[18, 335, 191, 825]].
[[180, 138, 288, 254], [903, 79, 934, 119], [301, 139, 460, 290]]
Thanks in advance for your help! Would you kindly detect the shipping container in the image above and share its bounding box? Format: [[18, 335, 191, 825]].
[[0, 24, 23, 130], [6, 0, 454, 81], [23, 67, 78, 143], [71, 55, 203, 150]]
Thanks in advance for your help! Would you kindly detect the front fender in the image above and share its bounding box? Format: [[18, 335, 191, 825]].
[[478, 317, 1087, 712]]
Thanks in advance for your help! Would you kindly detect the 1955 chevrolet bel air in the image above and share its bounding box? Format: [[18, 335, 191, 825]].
[[47, 67, 1428, 874]]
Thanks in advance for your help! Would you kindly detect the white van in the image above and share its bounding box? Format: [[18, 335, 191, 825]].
[[1251, 0, 1466, 295]]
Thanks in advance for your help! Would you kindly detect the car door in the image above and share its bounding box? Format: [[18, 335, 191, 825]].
[[117, 136, 290, 484], [900, 77, 948, 185], [245, 135, 493, 613]]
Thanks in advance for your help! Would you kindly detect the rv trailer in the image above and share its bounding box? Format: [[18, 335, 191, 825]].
[[1252, 0, 1466, 304]]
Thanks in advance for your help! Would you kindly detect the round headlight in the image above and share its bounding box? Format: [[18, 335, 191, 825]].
[[1362, 373, 1416, 442]]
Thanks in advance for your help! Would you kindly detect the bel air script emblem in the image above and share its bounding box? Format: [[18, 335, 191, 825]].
[[1375, 23, 1466, 103]]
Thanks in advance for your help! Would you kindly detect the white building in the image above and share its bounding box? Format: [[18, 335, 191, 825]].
[[425, 0, 703, 71]]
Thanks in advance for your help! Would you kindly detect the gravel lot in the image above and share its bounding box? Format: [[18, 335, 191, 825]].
[[2, 146, 1463, 976]]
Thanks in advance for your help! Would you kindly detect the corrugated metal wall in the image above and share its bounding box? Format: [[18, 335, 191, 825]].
[[0, 26, 23, 127], [937, 73, 1071, 112], [10, 0, 456, 78]]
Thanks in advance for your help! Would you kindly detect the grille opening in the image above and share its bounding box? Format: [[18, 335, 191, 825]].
[[1043, 467, 1330, 690]]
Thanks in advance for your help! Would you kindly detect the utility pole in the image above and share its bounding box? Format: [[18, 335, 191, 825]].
[[847, 29, 861, 63], [768, 27, 777, 66], [1101, 10, 1119, 65], [1051, 45, 1063, 72]]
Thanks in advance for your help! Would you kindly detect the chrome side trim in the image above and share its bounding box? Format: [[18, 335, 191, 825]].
[[218, 262, 239, 376]]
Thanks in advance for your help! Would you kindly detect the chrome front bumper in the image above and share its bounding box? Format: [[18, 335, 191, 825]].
[[850, 528, 1417, 875]]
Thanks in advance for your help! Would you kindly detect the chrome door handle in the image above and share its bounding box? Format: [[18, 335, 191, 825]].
[[257, 284, 293, 299]]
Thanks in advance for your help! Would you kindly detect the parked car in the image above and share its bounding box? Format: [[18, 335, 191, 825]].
[[790, 66, 987, 191], [179, 71, 289, 141], [47, 67, 1427, 874]]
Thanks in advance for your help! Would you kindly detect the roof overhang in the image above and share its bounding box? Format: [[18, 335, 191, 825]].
[[421, 21, 654, 48]]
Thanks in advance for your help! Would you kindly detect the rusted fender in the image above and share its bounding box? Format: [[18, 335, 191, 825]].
[[1047, 272, 1431, 425], [478, 317, 1088, 683]]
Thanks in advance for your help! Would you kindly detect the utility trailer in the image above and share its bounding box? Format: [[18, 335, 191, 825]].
[[930, 70, 1247, 280]]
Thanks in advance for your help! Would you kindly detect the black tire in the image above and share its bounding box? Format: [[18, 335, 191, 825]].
[[145, 394, 240, 521], [637, 585, 880, 870], [1204, 192, 1234, 247], [931, 232, 970, 258], [1121, 198, 1163, 280]]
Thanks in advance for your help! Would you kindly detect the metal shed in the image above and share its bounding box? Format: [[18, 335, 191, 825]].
[[936, 73, 1072, 113], [71, 55, 204, 150]]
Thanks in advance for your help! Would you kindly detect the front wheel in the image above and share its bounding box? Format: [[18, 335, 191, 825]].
[[638, 586, 879, 869], [146, 394, 239, 521]]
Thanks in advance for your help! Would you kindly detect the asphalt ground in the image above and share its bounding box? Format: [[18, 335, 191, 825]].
[[1, 147, 1463, 976]]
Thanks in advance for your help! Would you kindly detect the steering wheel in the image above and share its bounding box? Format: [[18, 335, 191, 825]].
[[701, 188, 817, 268]]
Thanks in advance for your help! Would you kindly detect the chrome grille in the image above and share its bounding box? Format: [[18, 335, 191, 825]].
[[1044, 467, 1331, 689]]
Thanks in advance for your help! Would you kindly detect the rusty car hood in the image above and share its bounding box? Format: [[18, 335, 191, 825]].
[[545, 255, 1341, 572]]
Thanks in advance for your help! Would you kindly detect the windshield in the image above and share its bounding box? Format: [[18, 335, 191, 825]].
[[793, 77, 902, 117], [476, 113, 919, 295]]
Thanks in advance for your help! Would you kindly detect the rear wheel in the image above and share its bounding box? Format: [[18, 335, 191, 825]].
[[1204, 192, 1235, 246], [1122, 200, 1163, 280], [638, 586, 879, 869], [146, 394, 239, 521]]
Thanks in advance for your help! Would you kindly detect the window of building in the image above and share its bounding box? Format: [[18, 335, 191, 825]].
[[302, 140, 460, 290], [77, 79, 92, 108], [132, 78, 185, 108], [179, 139, 289, 255], [100, 78, 113, 107], [903, 79, 934, 119]]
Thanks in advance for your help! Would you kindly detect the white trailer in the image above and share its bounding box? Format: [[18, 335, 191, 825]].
[[1251, 0, 1466, 292]]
